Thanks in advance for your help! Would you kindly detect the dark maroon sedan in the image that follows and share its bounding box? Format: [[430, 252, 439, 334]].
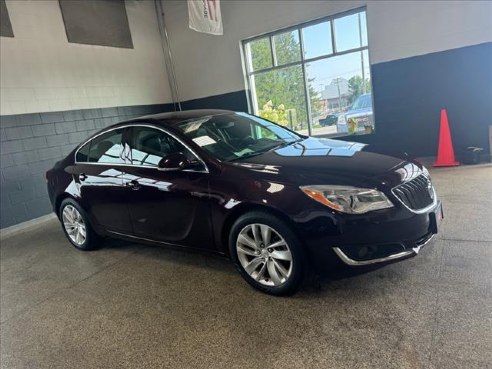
[[46, 110, 442, 295]]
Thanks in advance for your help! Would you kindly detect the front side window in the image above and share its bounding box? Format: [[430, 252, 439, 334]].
[[243, 8, 373, 138], [177, 113, 301, 162], [77, 128, 125, 164], [128, 126, 195, 167]]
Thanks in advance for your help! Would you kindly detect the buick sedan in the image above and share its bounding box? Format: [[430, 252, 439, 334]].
[[46, 110, 442, 295]]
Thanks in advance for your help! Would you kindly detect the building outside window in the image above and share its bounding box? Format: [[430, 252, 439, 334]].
[[242, 8, 373, 137]]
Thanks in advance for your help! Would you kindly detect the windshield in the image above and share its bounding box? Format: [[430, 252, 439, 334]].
[[176, 112, 302, 162], [350, 94, 372, 110]]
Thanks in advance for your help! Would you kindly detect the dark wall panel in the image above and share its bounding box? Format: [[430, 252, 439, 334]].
[[357, 42, 492, 157], [0, 0, 14, 37], [181, 90, 249, 112], [59, 0, 133, 48]]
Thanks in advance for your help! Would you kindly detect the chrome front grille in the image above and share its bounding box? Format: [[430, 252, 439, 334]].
[[392, 174, 434, 211]]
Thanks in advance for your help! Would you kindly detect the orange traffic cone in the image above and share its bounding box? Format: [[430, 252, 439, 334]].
[[433, 109, 460, 167]]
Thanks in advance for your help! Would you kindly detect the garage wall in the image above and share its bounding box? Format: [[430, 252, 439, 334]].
[[162, 0, 492, 155], [0, 0, 174, 228], [0, 0, 172, 115]]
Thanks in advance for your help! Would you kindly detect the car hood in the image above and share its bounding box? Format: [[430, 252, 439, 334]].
[[230, 137, 422, 189]]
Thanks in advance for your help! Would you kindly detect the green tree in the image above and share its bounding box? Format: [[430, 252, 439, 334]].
[[249, 33, 321, 128], [348, 75, 372, 105], [259, 101, 288, 126]]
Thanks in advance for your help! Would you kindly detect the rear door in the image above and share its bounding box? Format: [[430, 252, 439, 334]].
[[120, 125, 214, 249], [72, 128, 132, 232]]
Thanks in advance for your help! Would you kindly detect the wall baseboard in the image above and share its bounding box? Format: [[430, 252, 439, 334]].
[[0, 213, 57, 240]]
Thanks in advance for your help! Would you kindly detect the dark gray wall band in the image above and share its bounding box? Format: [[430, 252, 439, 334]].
[[347, 42, 492, 158], [0, 103, 173, 228]]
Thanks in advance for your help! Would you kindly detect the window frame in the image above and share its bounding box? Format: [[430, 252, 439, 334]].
[[74, 124, 209, 173], [241, 6, 372, 137]]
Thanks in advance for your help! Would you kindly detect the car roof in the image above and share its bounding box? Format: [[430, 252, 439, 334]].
[[121, 109, 234, 127]]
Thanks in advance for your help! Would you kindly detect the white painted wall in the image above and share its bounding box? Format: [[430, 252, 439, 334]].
[[162, 0, 492, 102], [0, 0, 172, 115]]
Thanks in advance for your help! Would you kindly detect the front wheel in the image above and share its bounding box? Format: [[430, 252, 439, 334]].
[[229, 211, 306, 296]]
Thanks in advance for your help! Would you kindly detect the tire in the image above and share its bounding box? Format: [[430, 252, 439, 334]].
[[59, 198, 102, 251], [229, 211, 306, 296]]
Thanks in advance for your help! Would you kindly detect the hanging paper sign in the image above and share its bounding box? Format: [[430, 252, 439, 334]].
[[188, 0, 223, 35]]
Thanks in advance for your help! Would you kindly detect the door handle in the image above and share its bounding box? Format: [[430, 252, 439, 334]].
[[78, 173, 87, 181], [125, 180, 141, 190]]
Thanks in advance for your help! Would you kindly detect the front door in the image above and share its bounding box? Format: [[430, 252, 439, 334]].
[[121, 126, 213, 249]]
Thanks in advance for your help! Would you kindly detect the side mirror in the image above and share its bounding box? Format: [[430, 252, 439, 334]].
[[157, 152, 191, 171]]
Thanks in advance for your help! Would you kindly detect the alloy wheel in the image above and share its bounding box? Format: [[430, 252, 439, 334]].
[[62, 205, 87, 246], [236, 223, 293, 286]]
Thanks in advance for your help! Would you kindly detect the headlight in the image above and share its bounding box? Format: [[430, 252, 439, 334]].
[[300, 185, 394, 214]]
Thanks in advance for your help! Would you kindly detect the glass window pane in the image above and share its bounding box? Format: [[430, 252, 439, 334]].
[[252, 65, 308, 133], [130, 127, 192, 167], [302, 21, 333, 59], [360, 11, 368, 47], [247, 37, 272, 71], [334, 12, 365, 52], [88, 129, 124, 164], [273, 30, 301, 65], [306, 51, 373, 136]]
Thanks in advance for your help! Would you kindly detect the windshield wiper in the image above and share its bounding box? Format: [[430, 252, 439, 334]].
[[229, 149, 271, 162]]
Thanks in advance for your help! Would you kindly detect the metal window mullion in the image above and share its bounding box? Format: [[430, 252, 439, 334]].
[[248, 60, 303, 75], [269, 36, 277, 67], [249, 74, 259, 114], [250, 45, 369, 75], [358, 13, 366, 94], [244, 42, 253, 75], [330, 18, 337, 54], [242, 42, 254, 114], [299, 28, 312, 136], [302, 46, 369, 63]]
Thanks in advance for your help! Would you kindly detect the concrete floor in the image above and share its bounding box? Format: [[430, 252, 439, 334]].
[[1, 165, 491, 369]]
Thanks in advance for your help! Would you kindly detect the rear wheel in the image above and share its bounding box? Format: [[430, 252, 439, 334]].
[[59, 198, 101, 250], [229, 211, 306, 296]]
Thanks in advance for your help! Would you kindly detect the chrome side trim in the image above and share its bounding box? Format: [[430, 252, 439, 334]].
[[74, 123, 209, 173], [107, 230, 188, 248], [333, 233, 435, 266]]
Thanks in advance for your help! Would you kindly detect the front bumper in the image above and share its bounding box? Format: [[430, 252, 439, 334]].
[[301, 198, 443, 268], [333, 232, 434, 266], [332, 199, 442, 266]]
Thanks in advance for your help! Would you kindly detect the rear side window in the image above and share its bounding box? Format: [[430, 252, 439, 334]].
[[89, 129, 125, 163], [76, 128, 125, 164], [76, 142, 91, 162]]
